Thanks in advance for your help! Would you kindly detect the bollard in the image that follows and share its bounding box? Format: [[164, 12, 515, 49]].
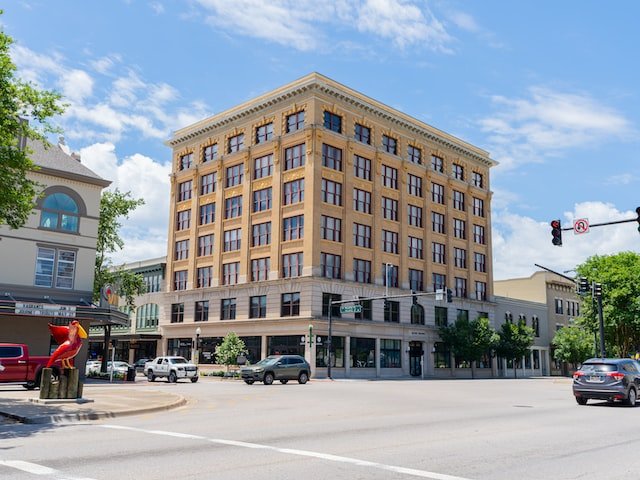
[[39, 368, 52, 399], [66, 368, 79, 399], [58, 370, 68, 399]]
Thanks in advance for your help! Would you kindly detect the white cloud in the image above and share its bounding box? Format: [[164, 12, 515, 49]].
[[150, 2, 165, 14], [447, 11, 479, 33], [493, 202, 640, 280], [58, 69, 94, 103], [605, 173, 636, 186], [90, 54, 122, 74]]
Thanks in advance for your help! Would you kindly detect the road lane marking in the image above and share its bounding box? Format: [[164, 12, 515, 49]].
[[100, 425, 474, 480], [0, 460, 97, 480]]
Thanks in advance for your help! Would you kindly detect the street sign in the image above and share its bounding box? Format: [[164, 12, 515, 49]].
[[573, 218, 590, 235], [340, 304, 362, 314], [435, 289, 444, 301]]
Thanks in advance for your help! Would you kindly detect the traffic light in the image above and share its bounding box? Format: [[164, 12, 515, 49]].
[[551, 219, 562, 246], [412, 290, 418, 305], [446, 288, 453, 303], [636, 207, 640, 233], [593, 282, 602, 297], [383, 299, 389, 311], [577, 277, 589, 295]]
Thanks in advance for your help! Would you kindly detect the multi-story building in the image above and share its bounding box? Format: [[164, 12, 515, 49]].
[[163, 72, 496, 378], [0, 138, 128, 367], [494, 271, 580, 375]]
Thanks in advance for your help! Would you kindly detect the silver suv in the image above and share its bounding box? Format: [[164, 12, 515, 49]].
[[241, 355, 310, 385], [573, 358, 640, 406]]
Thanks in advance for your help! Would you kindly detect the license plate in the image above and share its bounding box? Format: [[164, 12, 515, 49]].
[[588, 375, 603, 383]]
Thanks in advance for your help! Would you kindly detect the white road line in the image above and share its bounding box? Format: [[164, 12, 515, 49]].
[[100, 424, 474, 480], [0, 460, 96, 480]]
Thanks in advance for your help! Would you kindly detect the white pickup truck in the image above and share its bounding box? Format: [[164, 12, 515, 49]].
[[145, 356, 199, 383]]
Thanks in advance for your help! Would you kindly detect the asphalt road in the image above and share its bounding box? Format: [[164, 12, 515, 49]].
[[2, 377, 639, 480]]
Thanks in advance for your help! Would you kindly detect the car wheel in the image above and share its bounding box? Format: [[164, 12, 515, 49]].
[[298, 372, 309, 384], [190, 376, 198, 383], [575, 396, 588, 405], [147, 371, 155, 382], [263, 372, 274, 385], [169, 371, 178, 383], [626, 387, 637, 406], [280, 379, 289, 384], [244, 379, 255, 385]]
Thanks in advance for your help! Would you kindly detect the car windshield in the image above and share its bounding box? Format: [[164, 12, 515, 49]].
[[170, 358, 188, 364], [580, 363, 617, 373], [254, 357, 279, 366]]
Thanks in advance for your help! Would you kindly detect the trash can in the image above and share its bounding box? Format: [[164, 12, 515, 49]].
[[126, 366, 136, 382]]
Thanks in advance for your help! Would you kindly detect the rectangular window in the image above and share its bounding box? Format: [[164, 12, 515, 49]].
[[353, 154, 371, 180], [281, 292, 300, 317], [252, 222, 271, 246], [432, 212, 445, 234], [203, 144, 217, 163], [195, 300, 209, 322], [432, 242, 446, 264], [382, 264, 399, 288], [555, 298, 563, 314], [453, 163, 464, 181], [431, 155, 444, 173], [475, 281, 487, 301], [249, 295, 267, 319], [321, 215, 342, 242], [409, 268, 424, 292], [353, 188, 371, 214], [198, 234, 213, 256], [255, 122, 274, 144], [171, 303, 184, 323], [199, 203, 215, 225], [221, 298, 237, 320], [176, 210, 190, 230], [408, 174, 423, 197], [382, 230, 399, 254], [408, 237, 423, 259], [433, 273, 446, 292], [453, 218, 466, 239], [408, 145, 422, 164], [286, 111, 305, 133], [473, 225, 486, 245], [453, 190, 465, 211], [454, 248, 467, 269], [532, 316, 540, 337], [200, 172, 216, 195], [382, 164, 398, 189], [179, 153, 193, 171], [251, 257, 270, 282], [222, 262, 240, 286], [408, 204, 423, 228], [455, 277, 467, 298], [431, 183, 445, 204], [353, 258, 372, 283], [174, 270, 187, 291], [225, 164, 244, 188], [322, 143, 343, 171], [355, 299, 373, 321], [284, 144, 305, 170], [320, 253, 342, 279], [224, 195, 242, 219], [473, 197, 485, 217], [380, 339, 401, 368], [35, 247, 60, 288], [353, 223, 372, 248], [178, 180, 192, 202], [197, 267, 212, 288], [384, 300, 400, 323], [382, 135, 397, 155], [282, 252, 303, 278], [435, 306, 448, 327], [381, 197, 398, 221], [228, 133, 244, 153], [354, 123, 371, 144], [223, 228, 241, 252], [473, 171, 484, 188], [252, 187, 272, 212], [283, 179, 304, 205], [254, 154, 273, 179], [174, 239, 189, 260], [283, 215, 304, 241], [321, 179, 342, 206], [474, 252, 486, 272], [434, 342, 451, 368], [350, 337, 375, 368], [54, 250, 76, 289], [322, 293, 342, 318], [323, 111, 342, 133]]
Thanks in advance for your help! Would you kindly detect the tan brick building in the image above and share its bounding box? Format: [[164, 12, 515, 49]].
[[162, 73, 496, 378]]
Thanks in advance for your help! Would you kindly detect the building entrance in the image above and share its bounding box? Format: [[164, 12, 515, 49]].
[[409, 341, 423, 377]]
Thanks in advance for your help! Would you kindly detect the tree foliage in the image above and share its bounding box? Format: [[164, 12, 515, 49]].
[[576, 252, 640, 357], [495, 322, 534, 378], [215, 332, 247, 370], [439, 315, 499, 377], [94, 189, 145, 307], [0, 14, 65, 229], [552, 324, 594, 367]]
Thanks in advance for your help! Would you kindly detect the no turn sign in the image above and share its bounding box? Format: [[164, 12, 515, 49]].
[[573, 218, 590, 235]]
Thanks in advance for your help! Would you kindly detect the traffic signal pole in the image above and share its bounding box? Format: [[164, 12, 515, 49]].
[[550, 210, 640, 246]]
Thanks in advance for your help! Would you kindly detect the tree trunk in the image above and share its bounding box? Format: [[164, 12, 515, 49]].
[[513, 360, 517, 379]]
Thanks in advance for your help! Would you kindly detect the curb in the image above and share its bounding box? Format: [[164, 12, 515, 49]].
[[0, 395, 187, 425]]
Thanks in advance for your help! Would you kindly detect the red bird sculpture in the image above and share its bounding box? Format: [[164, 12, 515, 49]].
[[47, 320, 88, 368]]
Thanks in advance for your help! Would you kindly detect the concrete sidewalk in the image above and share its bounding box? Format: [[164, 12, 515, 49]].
[[0, 379, 186, 424]]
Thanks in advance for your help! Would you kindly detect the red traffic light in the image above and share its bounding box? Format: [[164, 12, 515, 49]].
[[550, 219, 562, 246], [551, 220, 560, 229]]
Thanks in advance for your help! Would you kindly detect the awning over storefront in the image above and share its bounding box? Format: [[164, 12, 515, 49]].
[[0, 298, 130, 326]]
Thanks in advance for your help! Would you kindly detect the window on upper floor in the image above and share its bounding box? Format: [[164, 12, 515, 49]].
[[254, 154, 273, 179], [286, 111, 305, 133], [225, 164, 244, 188], [381, 197, 398, 221], [178, 180, 192, 202], [473, 197, 485, 217], [473, 171, 484, 188], [408, 174, 422, 197], [382, 135, 397, 155], [253, 187, 272, 213], [353, 154, 371, 181], [322, 143, 343, 171], [255, 122, 274, 144], [321, 179, 342, 206], [223, 228, 241, 252], [477, 282, 487, 301], [452, 163, 464, 181], [228, 133, 244, 153], [381, 230, 399, 254], [179, 153, 193, 171], [321, 215, 342, 242], [39, 191, 81, 233], [382, 165, 398, 189], [284, 144, 305, 170], [353, 259, 371, 284], [252, 221, 271, 246], [320, 253, 342, 279], [323, 111, 342, 133], [432, 212, 445, 234], [431, 183, 445, 204], [354, 123, 371, 144], [353, 188, 371, 214], [200, 172, 217, 195], [432, 242, 446, 264], [408, 145, 422, 164], [203, 144, 217, 163], [431, 155, 444, 173], [283, 215, 304, 241], [283, 179, 304, 205], [34, 247, 76, 289], [408, 204, 423, 228]]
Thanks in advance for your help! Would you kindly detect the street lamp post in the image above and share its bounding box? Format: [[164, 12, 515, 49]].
[[195, 326, 201, 364]]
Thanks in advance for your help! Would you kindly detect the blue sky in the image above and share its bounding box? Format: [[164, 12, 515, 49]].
[[4, 1, 639, 280]]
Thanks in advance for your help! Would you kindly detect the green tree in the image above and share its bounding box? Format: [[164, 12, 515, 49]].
[[495, 322, 534, 378], [552, 324, 594, 370], [215, 332, 247, 372], [439, 315, 498, 378], [0, 14, 65, 229], [94, 189, 145, 307], [576, 252, 640, 358]]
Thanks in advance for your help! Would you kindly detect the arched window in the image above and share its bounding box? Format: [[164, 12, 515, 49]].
[[410, 304, 425, 325], [39, 192, 80, 232]]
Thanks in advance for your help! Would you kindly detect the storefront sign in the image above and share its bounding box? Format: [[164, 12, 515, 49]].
[[15, 303, 77, 318]]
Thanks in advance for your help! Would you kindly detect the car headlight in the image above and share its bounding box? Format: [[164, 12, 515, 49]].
[[254, 368, 264, 373]]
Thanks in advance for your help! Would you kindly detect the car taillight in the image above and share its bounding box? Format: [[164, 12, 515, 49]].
[[608, 372, 625, 381], [572, 371, 584, 379]]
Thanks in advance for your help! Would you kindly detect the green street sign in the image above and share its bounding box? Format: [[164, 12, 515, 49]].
[[340, 304, 362, 314]]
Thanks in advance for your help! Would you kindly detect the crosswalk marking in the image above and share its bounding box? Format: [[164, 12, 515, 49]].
[[0, 460, 97, 480]]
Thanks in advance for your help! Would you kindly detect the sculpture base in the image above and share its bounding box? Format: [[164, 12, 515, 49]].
[[39, 367, 83, 400]]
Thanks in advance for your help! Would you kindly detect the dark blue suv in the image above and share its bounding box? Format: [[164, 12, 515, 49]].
[[573, 358, 640, 406]]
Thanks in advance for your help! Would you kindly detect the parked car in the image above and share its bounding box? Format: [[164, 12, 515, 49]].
[[572, 358, 640, 406], [107, 361, 132, 375], [0, 343, 60, 390], [145, 356, 198, 383], [133, 358, 150, 374], [85, 360, 102, 375], [241, 355, 310, 385]]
